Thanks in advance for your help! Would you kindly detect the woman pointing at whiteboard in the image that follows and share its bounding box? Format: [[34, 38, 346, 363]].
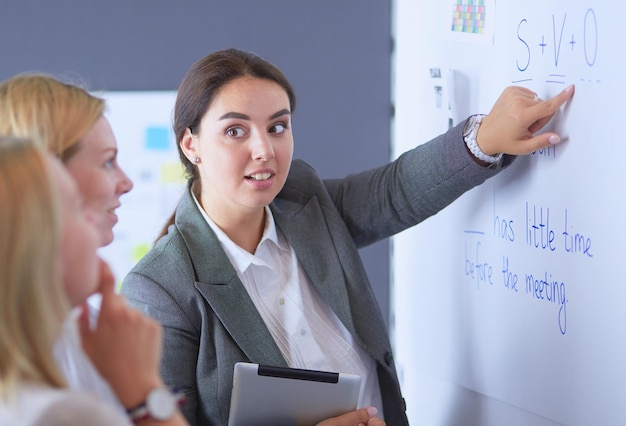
[[121, 48, 574, 425]]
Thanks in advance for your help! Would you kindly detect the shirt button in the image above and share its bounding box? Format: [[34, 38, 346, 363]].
[[279, 298, 285, 305], [300, 329, 306, 336]]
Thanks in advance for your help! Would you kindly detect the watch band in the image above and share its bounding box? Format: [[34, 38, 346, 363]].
[[463, 114, 503, 165]]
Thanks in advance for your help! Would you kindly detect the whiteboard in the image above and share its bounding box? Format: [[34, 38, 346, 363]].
[[391, 1, 623, 425]]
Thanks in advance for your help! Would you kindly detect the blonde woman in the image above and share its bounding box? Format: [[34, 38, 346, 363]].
[[0, 73, 134, 412], [0, 137, 189, 425], [0, 74, 133, 248]]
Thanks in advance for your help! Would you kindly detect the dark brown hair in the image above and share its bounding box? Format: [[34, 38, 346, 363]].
[[157, 48, 297, 241]]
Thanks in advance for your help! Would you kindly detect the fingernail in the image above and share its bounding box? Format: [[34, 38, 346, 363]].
[[366, 407, 378, 417], [564, 84, 574, 93], [549, 135, 560, 144]]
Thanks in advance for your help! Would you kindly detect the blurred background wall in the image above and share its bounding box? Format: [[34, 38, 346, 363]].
[[0, 0, 394, 323]]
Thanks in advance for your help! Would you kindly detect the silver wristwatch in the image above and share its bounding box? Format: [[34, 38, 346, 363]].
[[463, 114, 503, 167], [127, 387, 186, 422]]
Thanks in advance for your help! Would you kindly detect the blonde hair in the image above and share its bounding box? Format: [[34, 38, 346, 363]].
[[0, 74, 105, 161], [0, 137, 69, 399]]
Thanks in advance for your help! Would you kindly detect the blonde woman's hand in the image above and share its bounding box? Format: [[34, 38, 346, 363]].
[[477, 84, 574, 156], [78, 259, 164, 408]]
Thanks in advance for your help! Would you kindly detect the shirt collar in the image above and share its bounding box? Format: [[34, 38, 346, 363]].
[[191, 190, 286, 273]]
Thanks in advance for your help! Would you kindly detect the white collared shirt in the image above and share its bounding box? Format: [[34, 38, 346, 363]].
[[193, 196, 383, 416]]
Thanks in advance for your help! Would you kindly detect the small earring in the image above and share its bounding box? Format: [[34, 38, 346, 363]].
[[193, 156, 201, 164]]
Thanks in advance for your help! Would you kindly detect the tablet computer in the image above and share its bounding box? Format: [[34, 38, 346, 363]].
[[227, 362, 361, 426]]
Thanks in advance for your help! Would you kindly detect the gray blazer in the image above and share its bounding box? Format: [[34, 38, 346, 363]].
[[121, 121, 511, 426]]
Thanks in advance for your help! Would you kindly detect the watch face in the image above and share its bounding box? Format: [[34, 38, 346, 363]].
[[148, 387, 176, 420], [463, 115, 477, 137]]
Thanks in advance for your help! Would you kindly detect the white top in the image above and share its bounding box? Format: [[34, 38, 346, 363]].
[[52, 309, 125, 415], [0, 383, 131, 426], [194, 197, 384, 416]]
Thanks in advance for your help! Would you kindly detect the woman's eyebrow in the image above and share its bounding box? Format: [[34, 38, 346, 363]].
[[218, 109, 291, 121], [269, 108, 291, 120], [219, 112, 249, 120]]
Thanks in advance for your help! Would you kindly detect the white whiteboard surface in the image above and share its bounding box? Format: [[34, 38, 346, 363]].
[[391, 1, 622, 425]]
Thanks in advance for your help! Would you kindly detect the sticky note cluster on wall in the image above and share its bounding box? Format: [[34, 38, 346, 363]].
[[451, 0, 486, 34]]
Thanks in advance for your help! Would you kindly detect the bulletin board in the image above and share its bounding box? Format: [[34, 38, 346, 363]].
[[95, 92, 185, 287]]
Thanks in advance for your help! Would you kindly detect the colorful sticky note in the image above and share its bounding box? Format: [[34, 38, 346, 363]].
[[145, 126, 170, 150]]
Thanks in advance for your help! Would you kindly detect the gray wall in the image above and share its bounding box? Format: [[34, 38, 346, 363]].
[[0, 0, 393, 323]]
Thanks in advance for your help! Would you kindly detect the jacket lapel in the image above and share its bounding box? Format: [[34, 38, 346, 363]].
[[271, 196, 359, 340], [174, 190, 287, 367]]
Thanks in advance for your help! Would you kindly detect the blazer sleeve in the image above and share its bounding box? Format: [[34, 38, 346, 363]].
[[121, 252, 203, 424], [321, 119, 514, 247]]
